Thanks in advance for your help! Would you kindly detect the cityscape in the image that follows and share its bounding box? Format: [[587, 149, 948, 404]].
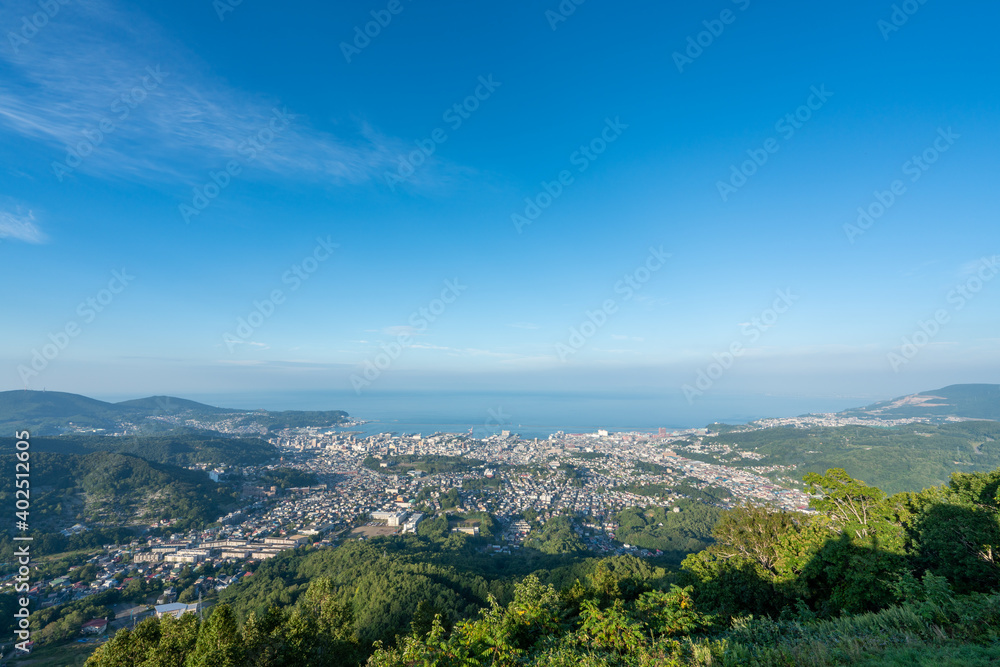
[[2, 0, 997, 663]]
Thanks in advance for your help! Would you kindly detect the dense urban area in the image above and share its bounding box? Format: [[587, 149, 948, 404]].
[[3, 385, 999, 665]]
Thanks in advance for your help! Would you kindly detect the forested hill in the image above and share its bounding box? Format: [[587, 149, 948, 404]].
[[24, 432, 278, 467], [114, 395, 232, 414], [841, 383, 1000, 421], [0, 389, 348, 434], [0, 450, 238, 534], [84, 466, 1000, 666], [0, 390, 130, 432], [700, 420, 1000, 494]]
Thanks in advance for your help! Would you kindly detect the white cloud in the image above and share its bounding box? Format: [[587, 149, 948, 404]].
[[384, 325, 418, 337], [0, 0, 413, 186], [0, 209, 46, 243], [217, 340, 269, 351]]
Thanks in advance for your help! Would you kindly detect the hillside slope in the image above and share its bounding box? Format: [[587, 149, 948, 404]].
[[842, 383, 1000, 421], [0, 390, 348, 435]]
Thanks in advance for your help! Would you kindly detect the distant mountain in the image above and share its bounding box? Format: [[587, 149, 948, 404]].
[[0, 448, 241, 533], [0, 390, 348, 435], [114, 395, 232, 415], [0, 390, 138, 433], [841, 384, 1000, 422]]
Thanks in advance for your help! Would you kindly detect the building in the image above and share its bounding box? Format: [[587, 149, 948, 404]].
[[154, 602, 200, 619], [402, 513, 425, 534], [80, 618, 108, 635], [164, 549, 209, 564], [133, 552, 163, 563], [371, 511, 409, 526], [263, 535, 309, 547]]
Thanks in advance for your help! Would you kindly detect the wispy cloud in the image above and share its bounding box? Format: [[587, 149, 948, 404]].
[[384, 325, 418, 337], [406, 343, 520, 359], [902, 258, 942, 277], [216, 339, 269, 351], [959, 255, 1000, 276], [0, 208, 46, 243], [0, 0, 410, 186]]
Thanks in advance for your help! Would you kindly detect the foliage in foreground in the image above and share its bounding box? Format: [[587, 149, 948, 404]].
[[83, 466, 1000, 666]]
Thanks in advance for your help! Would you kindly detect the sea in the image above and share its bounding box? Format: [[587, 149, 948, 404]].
[[161, 390, 869, 440]]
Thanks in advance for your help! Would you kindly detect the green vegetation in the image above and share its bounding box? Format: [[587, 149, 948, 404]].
[[633, 459, 671, 474], [363, 454, 484, 475], [614, 501, 721, 560], [841, 383, 1000, 421], [622, 480, 732, 506], [558, 462, 587, 487], [703, 420, 1000, 493], [27, 432, 278, 467], [525, 516, 587, 555], [115, 395, 231, 414], [0, 450, 238, 534], [461, 476, 503, 491], [82, 465, 1000, 666], [675, 482, 733, 505], [0, 528, 135, 566], [29, 589, 118, 646], [0, 390, 137, 434], [0, 389, 348, 435], [251, 409, 349, 430], [259, 467, 320, 489]]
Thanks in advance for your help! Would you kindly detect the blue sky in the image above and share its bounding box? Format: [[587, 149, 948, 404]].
[[1, 0, 998, 406]]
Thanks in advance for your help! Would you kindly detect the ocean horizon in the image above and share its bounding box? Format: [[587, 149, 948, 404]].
[[93, 389, 873, 439]]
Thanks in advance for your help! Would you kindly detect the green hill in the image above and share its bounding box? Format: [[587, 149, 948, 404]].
[[0, 450, 238, 533], [114, 395, 232, 414], [842, 383, 1000, 421], [26, 432, 278, 467], [701, 421, 1000, 494], [691, 384, 1000, 494], [0, 390, 139, 433], [81, 466, 1000, 667], [0, 390, 348, 435]]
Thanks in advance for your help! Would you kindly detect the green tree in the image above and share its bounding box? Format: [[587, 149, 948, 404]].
[[804, 468, 891, 539], [903, 469, 1000, 593], [710, 503, 799, 574], [185, 605, 242, 667]]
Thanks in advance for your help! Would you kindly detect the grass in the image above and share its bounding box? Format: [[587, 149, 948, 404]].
[[37, 548, 101, 564], [7, 639, 100, 666], [704, 590, 1000, 667], [854, 642, 1000, 666]]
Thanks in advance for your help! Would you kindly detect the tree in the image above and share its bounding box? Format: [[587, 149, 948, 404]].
[[710, 503, 799, 573], [143, 614, 199, 667], [904, 469, 1000, 593], [804, 468, 889, 538], [634, 585, 712, 637], [578, 599, 644, 654], [84, 617, 162, 666], [185, 605, 242, 667]]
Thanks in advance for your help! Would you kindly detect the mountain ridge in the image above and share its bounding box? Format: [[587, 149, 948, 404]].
[[840, 383, 1000, 422], [0, 389, 348, 435]]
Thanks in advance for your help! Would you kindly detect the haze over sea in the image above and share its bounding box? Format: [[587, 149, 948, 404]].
[[95, 390, 869, 440]]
